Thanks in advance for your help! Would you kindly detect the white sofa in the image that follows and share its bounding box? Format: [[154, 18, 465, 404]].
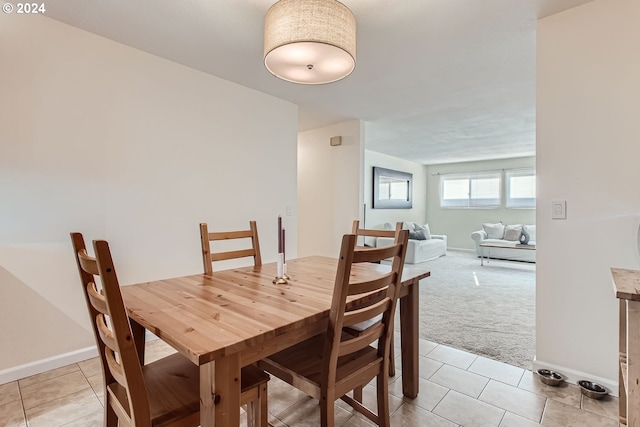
[[470, 223, 536, 263], [376, 222, 447, 264]]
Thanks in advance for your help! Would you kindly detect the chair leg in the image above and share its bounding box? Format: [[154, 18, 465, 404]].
[[353, 386, 363, 403], [320, 391, 336, 427], [105, 403, 118, 427], [376, 371, 390, 427], [245, 382, 269, 427], [259, 382, 268, 427], [389, 329, 396, 377], [356, 332, 394, 402], [245, 401, 255, 427]]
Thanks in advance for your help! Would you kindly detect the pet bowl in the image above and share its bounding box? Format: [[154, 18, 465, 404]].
[[537, 369, 563, 386], [578, 380, 608, 399]]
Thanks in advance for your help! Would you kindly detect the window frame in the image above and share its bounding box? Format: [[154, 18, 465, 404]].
[[505, 168, 536, 209], [439, 171, 502, 209]]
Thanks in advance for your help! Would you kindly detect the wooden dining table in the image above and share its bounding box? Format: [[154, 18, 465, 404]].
[[121, 255, 430, 427]]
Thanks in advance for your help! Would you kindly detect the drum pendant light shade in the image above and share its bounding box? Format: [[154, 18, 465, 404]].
[[264, 0, 356, 85]]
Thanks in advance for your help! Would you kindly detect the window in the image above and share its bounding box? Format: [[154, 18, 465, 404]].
[[506, 169, 536, 208], [440, 171, 501, 208]]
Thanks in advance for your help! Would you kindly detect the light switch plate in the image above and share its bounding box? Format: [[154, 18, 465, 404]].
[[552, 200, 566, 219]]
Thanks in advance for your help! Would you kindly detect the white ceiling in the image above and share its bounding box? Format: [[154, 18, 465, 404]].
[[43, 0, 592, 165]]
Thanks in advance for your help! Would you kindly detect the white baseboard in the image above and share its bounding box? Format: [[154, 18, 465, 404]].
[[0, 334, 160, 385], [533, 358, 618, 397], [448, 247, 475, 253], [0, 346, 98, 385]]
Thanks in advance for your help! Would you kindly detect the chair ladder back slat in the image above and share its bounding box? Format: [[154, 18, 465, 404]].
[[352, 244, 401, 263], [210, 248, 256, 262], [105, 347, 128, 389], [355, 229, 396, 238], [339, 297, 392, 357], [338, 323, 385, 357], [209, 230, 253, 240], [348, 273, 395, 296], [86, 282, 108, 315], [200, 221, 262, 273], [343, 298, 390, 328], [78, 251, 99, 275], [96, 313, 119, 354]]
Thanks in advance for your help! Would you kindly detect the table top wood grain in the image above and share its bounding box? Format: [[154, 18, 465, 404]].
[[121, 255, 430, 426], [122, 256, 430, 366], [612, 267, 640, 301]]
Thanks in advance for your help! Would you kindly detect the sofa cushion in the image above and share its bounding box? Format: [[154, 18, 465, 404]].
[[377, 234, 446, 263], [504, 225, 523, 241], [482, 222, 505, 239], [483, 239, 518, 246]]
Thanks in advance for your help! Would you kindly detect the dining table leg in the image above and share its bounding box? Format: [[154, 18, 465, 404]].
[[200, 354, 241, 426], [130, 319, 145, 365], [400, 278, 419, 398]]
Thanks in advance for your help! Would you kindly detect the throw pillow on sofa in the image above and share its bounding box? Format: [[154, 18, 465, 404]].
[[413, 223, 432, 239], [401, 222, 416, 231], [523, 225, 536, 241], [482, 222, 505, 239], [409, 230, 427, 240], [504, 225, 523, 241]]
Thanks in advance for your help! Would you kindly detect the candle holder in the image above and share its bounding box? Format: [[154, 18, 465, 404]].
[[273, 276, 288, 284], [273, 253, 289, 284]]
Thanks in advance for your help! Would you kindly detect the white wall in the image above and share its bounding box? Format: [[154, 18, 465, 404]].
[[426, 157, 536, 249], [364, 150, 428, 229], [297, 121, 364, 257], [0, 15, 298, 372], [537, 0, 640, 389]]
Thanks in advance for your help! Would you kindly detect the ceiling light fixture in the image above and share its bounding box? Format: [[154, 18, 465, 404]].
[[264, 0, 356, 85]]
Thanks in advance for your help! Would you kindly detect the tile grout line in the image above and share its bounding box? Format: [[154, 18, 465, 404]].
[[539, 396, 549, 424], [81, 366, 104, 408], [16, 380, 27, 427]]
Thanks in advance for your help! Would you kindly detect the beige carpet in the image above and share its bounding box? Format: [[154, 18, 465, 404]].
[[415, 250, 535, 369]]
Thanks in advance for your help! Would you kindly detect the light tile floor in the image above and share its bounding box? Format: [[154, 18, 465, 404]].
[[0, 339, 619, 427]]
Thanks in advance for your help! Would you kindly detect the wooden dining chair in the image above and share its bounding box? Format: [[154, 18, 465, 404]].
[[200, 221, 262, 274], [349, 220, 402, 387], [258, 230, 409, 427], [70, 232, 270, 427]]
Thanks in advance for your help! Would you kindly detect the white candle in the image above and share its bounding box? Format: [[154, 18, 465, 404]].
[[276, 253, 284, 278]]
